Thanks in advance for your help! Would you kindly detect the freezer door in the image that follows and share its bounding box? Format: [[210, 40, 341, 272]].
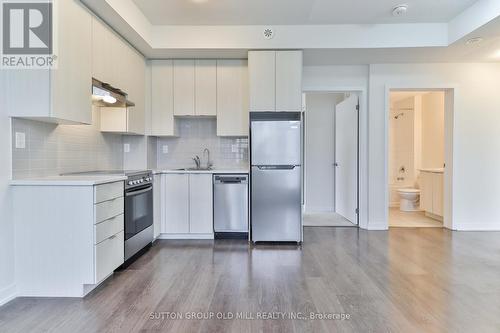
[[251, 120, 301, 165], [251, 166, 302, 242]]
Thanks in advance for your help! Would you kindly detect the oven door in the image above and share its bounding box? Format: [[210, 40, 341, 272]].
[[124, 184, 153, 241]]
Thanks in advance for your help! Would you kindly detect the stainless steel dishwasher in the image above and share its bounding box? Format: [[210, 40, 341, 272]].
[[213, 174, 249, 238]]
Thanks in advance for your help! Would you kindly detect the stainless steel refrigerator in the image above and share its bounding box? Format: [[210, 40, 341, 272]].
[[250, 112, 302, 242]]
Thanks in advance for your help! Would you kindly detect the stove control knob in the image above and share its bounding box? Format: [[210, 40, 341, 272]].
[[128, 181, 133, 185]]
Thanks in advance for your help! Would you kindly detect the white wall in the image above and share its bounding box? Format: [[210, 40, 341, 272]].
[[304, 93, 344, 212], [0, 73, 16, 305], [369, 63, 500, 230], [421, 92, 445, 169]]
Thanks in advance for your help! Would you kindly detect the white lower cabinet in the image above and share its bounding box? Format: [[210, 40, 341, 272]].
[[95, 230, 124, 283], [153, 174, 162, 239], [189, 174, 214, 233], [12, 180, 125, 297], [162, 173, 214, 237]]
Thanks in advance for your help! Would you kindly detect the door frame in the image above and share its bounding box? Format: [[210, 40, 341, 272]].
[[303, 86, 367, 229], [384, 85, 456, 230]]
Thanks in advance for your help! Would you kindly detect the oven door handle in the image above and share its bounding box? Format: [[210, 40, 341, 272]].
[[125, 185, 152, 197]]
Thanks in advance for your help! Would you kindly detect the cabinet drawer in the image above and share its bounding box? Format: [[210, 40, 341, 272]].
[[95, 214, 124, 244], [94, 181, 124, 204], [95, 230, 124, 283], [95, 197, 124, 224]]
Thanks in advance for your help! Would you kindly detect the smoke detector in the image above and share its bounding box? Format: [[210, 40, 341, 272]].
[[392, 5, 408, 17], [263, 28, 274, 40]]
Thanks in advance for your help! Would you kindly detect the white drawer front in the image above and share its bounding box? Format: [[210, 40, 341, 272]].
[[95, 230, 124, 283], [95, 214, 124, 244], [94, 181, 124, 204], [95, 197, 124, 224]]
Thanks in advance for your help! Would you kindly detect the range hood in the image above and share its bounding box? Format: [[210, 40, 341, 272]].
[[92, 78, 135, 108]]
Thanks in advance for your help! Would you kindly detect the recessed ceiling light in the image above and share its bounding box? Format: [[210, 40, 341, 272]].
[[465, 37, 483, 45], [392, 5, 408, 17]]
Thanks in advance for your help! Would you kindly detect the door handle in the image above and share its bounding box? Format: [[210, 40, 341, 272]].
[[333, 163, 339, 167]]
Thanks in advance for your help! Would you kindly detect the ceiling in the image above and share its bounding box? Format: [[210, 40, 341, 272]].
[[132, 0, 477, 25]]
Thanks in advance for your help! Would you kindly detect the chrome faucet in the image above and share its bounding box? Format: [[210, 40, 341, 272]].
[[192, 155, 201, 169], [203, 148, 213, 169]]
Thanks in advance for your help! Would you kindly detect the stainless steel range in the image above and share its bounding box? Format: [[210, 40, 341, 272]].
[[63, 170, 154, 262], [122, 171, 154, 261]]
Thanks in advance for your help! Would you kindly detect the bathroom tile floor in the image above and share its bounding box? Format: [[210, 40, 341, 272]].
[[389, 207, 443, 227]]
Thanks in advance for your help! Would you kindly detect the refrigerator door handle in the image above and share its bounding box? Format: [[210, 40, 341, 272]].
[[257, 165, 296, 170]]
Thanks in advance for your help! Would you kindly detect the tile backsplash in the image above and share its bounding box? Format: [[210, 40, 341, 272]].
[[157, 117, 248, 169], [11, 107, 123, 178]]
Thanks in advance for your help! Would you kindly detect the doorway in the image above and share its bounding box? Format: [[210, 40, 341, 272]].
[[388, 90, 446, 228], [303, 92, 359, 227]]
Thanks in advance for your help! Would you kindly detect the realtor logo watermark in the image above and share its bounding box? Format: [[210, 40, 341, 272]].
[[1, 0, 57, 69]]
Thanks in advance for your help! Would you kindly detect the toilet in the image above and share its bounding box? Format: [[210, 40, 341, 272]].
[[397, 188, 421, 211]]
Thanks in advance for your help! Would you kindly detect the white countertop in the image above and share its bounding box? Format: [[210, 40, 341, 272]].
[[419, 168, 444, 173], [154, 168, 249, 175], [10, 175, 127, 186]]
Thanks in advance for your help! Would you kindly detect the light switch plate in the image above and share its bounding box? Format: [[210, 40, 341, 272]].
[[15, 132, 25, 149], [124, 143, 130, 153], [162, 145, 168, 154]]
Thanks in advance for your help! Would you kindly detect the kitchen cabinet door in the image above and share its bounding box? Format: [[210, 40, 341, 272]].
[[216, 60, 249, 136], [126, 51, 146, 135], [173, 60, 196, 116], [195, 60, 217, 116], [151, 60, 176, 136], [248, 51, 276, 111], [420, 172, 433, 212], [164, 174, 190, 233], [432, 173, 444, 217], [189, 174, 213, 234], [51, 0, 92, 124], [275, 51, 303, 111], [153, 175, 162, 239], [91, 17, 113, 84]]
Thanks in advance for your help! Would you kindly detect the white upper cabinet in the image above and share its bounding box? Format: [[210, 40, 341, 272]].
[[276, 51, 303, 111], [173, 60, 196, 116], [248, 50, 303, 112], [151, 60, 176, 136], [195, 60, 217, 116], [249, 51, 276, 111], [4, 0, 92, 124], [216, 60, 249, 136], [91, 17, 145, 135], [91, 18, 113, 85]]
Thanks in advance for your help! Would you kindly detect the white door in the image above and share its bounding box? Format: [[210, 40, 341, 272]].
[[335, 94, 358, 224]]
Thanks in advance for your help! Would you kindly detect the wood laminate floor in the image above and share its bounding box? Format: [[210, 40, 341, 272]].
[[1, 227, 500, 332]]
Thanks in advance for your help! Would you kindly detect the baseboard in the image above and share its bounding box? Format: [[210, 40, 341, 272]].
[[158, 233, 214, 240], [0, 283, 16, 306], [365, 221, 389, 230], [453, 223, 500, 231]]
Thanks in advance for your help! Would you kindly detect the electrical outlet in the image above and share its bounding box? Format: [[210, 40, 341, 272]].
[[162, 145, 169, 154], [124, 143, 130, 153], [15, 132, 25, 149]]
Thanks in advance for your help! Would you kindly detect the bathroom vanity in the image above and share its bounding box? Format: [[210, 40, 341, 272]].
[[419, 169, 444, 221]]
